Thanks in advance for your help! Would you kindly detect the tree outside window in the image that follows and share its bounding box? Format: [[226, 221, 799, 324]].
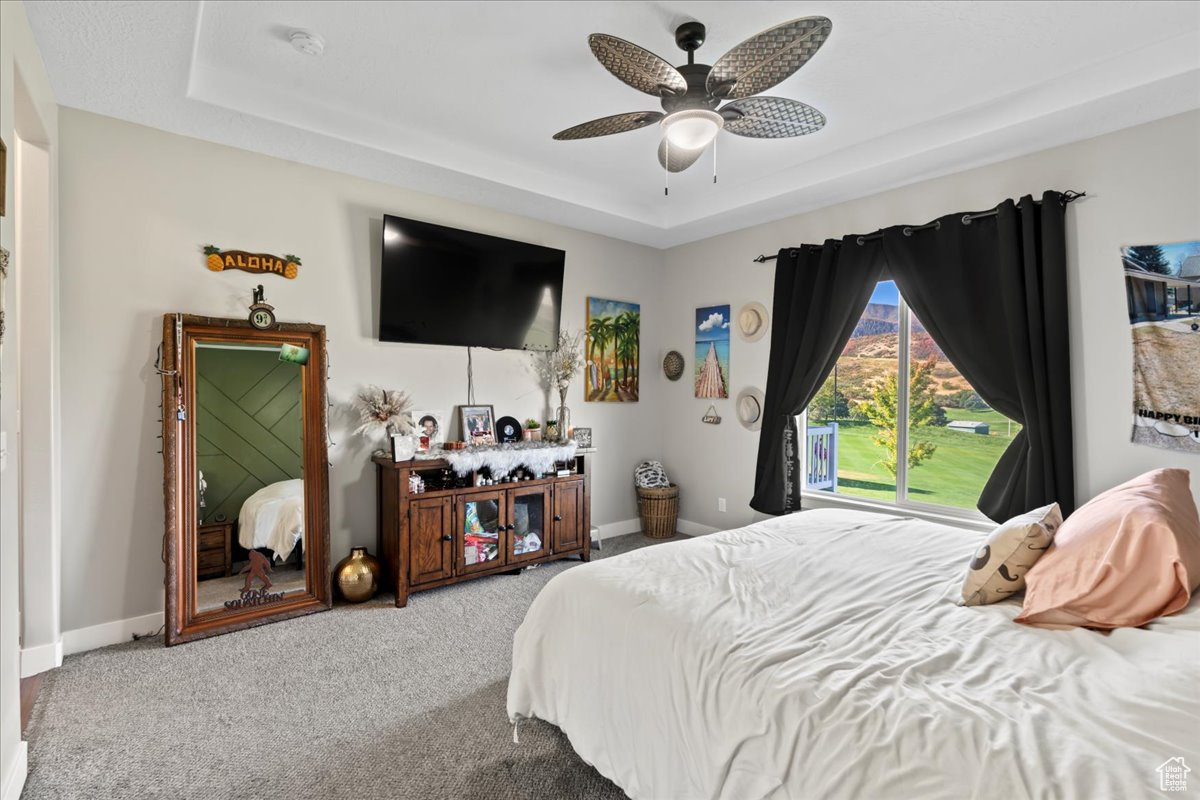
[[805, 281, 1020, 512]]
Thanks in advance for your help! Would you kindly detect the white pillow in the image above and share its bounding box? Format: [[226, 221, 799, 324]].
[[961, 503, 1062, 606], [634, 461, 670, 489]]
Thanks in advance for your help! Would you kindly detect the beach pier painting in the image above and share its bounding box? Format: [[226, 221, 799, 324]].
[[695, 305, 730, 399], [586, 297, 640, 402]]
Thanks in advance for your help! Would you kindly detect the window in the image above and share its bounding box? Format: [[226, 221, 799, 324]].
[[803, 281, 1021, 514]]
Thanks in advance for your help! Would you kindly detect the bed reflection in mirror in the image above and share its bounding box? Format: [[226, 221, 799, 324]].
[[194, 341, 307, 614]]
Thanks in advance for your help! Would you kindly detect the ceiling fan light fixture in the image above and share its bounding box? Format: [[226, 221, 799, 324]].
[[662, 109, 724, 150]]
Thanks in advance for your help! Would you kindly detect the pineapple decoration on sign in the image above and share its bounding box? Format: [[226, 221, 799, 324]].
[[203, 244, 301, 279]]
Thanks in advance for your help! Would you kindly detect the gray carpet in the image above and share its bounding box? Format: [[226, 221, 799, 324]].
[[23, 533, 686, 799]]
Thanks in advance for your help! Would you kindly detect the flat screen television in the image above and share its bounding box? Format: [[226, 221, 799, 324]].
[[378, 214, 565, 351]]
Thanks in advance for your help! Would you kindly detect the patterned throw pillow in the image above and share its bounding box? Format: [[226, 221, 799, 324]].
[[634, 461, 670, 489], [961, 503, 1062, 606]]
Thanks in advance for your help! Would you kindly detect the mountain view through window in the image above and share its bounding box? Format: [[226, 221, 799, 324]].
[[805, 281, 1020, 511]]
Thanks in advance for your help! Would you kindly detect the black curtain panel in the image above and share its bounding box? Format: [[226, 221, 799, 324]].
[[881, 191, 1075, 520], [750, 239, 886, 515]]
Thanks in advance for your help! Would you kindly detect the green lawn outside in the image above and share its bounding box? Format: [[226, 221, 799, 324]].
[[813, 411, 1021, 510]]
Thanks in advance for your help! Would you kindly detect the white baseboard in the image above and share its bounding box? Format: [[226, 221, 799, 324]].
[[677, 518, 721, 536], [57, 519, 692, 657], [1, 742, 27, 800], [595, 518, 719, 539], [62, 611, 163, 656], [19, 638, 63, 678], [592, 518, 641, 539]]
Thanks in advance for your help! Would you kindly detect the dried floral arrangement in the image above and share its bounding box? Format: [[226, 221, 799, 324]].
[[533, 329, 585, 409], [353, 385, 413, 440]]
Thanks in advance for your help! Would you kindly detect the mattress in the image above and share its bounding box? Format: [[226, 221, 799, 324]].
[[507, 508, 1200, 799], [237, 478, 305, 561]]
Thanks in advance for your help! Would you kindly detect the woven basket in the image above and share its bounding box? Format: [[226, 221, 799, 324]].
[[636, 484, 679, 539]]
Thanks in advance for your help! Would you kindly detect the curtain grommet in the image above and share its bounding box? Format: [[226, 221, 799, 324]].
[[962, 214, 973, 225], [902, 227, 913, 237]]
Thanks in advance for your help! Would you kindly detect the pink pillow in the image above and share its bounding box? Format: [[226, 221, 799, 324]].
[[1016, 468, 1200, 629]]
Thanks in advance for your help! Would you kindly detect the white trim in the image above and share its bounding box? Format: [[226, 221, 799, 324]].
[[62, 611, 163, 656], [1, 742, 27, 800], [800, 490, 995, 533], [19, 638, 62, 677], [676, 519, 721, 537], [593, 518, 640, 540], [896, 292, 911, 502]]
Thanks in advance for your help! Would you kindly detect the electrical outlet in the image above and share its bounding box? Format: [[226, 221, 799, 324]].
[[718, 497, 727, 513]]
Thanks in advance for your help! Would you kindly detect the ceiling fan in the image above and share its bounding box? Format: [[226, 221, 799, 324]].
[[553, 17, 831, 185]]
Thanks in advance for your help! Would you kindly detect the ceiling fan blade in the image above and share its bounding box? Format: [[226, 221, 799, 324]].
[[657, 138, 706, 173], [553, 111, 665, 141], [707, 17, 832, 100], [588, 34, 688, 97], [721, 97, 826, 139]]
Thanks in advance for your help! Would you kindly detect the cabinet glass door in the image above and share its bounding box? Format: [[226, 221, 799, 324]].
[[457, 491, 505, 573], [510, 486, 550, 562]]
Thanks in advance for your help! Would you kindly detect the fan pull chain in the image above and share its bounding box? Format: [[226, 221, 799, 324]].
[[664, 139, 669, 196], [713, 137, 718, 184]]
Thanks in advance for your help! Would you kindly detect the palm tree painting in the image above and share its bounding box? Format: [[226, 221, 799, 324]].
[[586, 297, 639, 402]]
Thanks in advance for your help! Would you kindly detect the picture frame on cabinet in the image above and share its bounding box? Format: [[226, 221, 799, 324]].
[[413, 410, 445, 452], [459, 405, 496, 445]]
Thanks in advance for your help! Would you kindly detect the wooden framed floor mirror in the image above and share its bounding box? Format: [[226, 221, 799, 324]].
[[161, 314, 331, 646]]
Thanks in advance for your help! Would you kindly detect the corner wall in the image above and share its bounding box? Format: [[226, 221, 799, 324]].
[[661, 111, 1200, 531], [56, 108, 668, 634], [1, 2, 59, 797]]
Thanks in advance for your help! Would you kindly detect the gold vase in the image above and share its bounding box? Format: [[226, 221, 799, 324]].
[[334, 547, 380, 603]]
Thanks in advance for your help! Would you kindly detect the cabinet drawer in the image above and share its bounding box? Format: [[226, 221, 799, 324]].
[[197, 549, 227, 572], [198, 529, 227, 551]]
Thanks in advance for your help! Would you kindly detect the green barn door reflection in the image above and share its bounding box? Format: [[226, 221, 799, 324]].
[[194, 341, 306, 613]]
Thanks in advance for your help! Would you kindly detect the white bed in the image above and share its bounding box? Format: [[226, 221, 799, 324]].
[[237, 479, 305, 561], [508, 508, 1200, 799]]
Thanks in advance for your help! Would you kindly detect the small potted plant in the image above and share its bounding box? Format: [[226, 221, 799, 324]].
[[523, 418, 541, 442]]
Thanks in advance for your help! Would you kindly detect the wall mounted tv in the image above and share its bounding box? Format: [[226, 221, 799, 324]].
[[378, 214, 565, 351]]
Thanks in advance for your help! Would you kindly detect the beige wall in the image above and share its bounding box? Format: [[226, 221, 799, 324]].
[[57, 108, 668, 633], [661, 111, 1200, 531], [46, 90, 1200, 646], [1, 1, 59, 796]]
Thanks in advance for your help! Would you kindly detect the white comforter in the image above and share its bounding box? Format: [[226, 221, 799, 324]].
[[237, 479, 305, 561], [508, 509, 1200, 800]]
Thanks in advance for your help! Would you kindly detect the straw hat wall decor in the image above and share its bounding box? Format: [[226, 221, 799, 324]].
[[736, 302, 769, 342]]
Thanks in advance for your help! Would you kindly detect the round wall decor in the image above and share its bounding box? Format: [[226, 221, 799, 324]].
[[495, 416, 522, 443], [736, 302, 769, 342], [662, 350, 685, 381], [736, 387, 766, 431]]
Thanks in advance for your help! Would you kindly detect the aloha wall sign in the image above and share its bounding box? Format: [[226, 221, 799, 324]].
[[204, 245, 301, 279]]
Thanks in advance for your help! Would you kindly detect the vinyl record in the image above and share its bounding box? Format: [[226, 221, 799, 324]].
[[495, 416, 522, 443]]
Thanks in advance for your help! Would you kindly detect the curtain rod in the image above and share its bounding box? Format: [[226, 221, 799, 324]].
[[751, 190, 1086, 263]]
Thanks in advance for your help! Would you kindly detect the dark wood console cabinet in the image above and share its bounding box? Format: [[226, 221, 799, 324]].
[[374, 453, 591, 607]]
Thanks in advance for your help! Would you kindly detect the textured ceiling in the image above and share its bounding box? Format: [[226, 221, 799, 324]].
[[24, 0, 1200, 248]]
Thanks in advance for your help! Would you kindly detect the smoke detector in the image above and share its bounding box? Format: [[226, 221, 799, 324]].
[[289, 30, 325, 56]]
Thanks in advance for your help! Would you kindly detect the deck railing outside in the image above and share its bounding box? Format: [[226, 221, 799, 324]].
[[806, 423, 838, 491]]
